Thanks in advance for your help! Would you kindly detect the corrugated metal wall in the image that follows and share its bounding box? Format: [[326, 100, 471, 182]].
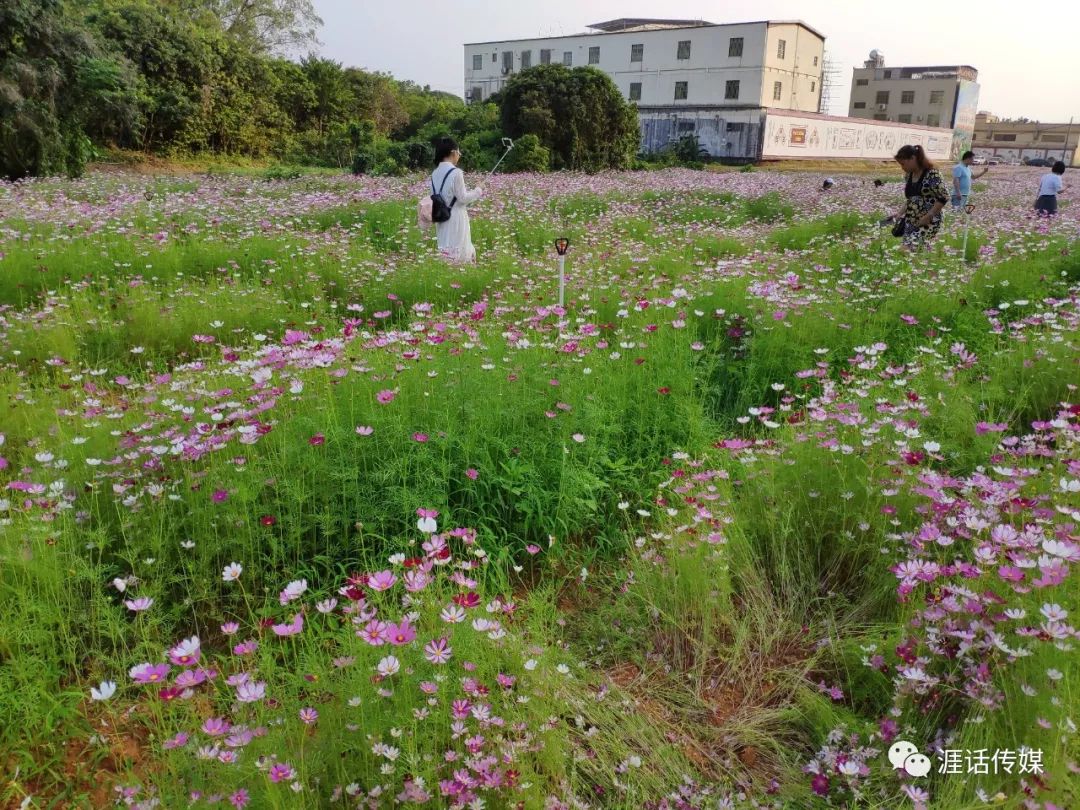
[[638, 111, 764, 159]]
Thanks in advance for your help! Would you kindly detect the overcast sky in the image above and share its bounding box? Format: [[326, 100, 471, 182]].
[[313, 0, 1078, 122]]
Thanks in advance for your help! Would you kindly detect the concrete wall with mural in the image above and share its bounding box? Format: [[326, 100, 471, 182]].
[[761, 111, 954, 160]]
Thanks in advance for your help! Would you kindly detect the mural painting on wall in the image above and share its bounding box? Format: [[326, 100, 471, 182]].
[[789, 127, 807, 146]]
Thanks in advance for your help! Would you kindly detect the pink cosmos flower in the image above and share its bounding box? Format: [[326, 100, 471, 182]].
[[271, 613, 304, 637], [358, 619, 389, 646], [308, 433, 325, 446], [202, 717, 231, 737], [299, 707, 318, 725], [233, 639, 258, 656], [130, 663, 171, 684], [424, 637, 452, 664], [124, 597, 154, 612], [412, 432, 429, 443], [220, 622, 240, 635], [229, 789, 250, 809], [168, 636, 201, 666], [998, 565, 1025, 583], [367, 570, 397, 591], [355, 425, 374, 436], [268, 763, 295, 783], [163, 732, 189, 750], [387, 620, 416, 646], [235, 680, 266, 703], [376, 390, 396, 404], [211, 489, 229, 503], [465, 468, 479, 480]]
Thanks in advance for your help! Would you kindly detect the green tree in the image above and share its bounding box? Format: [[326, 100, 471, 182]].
[[181, 0, 321, 54], [498, 65, 639, 171], [1, 0, 128, 178]]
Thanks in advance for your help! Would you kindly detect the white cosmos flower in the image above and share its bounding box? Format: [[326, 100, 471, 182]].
[[377, 656, 400, 678], [222, 562, 242, 582], [90, 681, 117, 701]]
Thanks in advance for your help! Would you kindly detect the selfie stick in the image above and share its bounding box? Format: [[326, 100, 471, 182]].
[[487, 137, 515, 178]]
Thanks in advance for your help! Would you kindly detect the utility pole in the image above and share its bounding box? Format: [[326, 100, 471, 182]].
[[1064, 117, 1075, 165]]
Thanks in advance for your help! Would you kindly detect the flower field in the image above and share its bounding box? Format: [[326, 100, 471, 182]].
[[1, 167, 1078, 809]]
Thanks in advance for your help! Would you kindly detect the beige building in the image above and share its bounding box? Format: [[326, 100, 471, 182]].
[[848, 50, 979, 156], [972, 113, 1078, 166], [464, 18, 825, 157]]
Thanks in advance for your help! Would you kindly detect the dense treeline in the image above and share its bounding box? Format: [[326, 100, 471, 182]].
[[0, 0, 643, 179]]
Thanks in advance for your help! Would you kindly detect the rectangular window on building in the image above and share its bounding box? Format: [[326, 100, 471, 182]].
[[875, 90, 890, 104], [502, 51, 513, 72], [472, 54, 482, 71], [631, 44, 643, 62], [677, 40, 691, 60], [926, 114, 940, 127], [728, 37, 743, 57], [883, 70, 892, 78], [677, 121, 696, 134], [492, 53, 497, 63], [813, 56, 819, 66], [898, 114, 912, 123], [873, 113, 888, 121], [773, 81, 782, 101], [853, 102, 866, 109], [1041, 134, 1066, 142], [588, 46, 600, 64], [856, 78, 869, 86], [811, 81, 816, 92], [725, 80, 740, 99], [901, 90, 915, 104], [540, 49, 551, 65], [674, 81, 688, 100], [563, 51, 572, 66], [469, 87, 482, 102], [993, 134, 1017, 141], [929, 90, 944, 104], [777, 39, 786, 59], [629, 82, 642, 101], [521, 50, 531, 69], [726, 122, 745, 132]]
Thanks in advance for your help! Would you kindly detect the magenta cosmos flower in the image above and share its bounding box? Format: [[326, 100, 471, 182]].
[[376, 390, 396, 404], [387, 620, 416, 646]]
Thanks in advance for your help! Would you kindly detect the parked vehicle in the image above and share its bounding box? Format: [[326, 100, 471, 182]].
[[1024, 157, 1054, 167]]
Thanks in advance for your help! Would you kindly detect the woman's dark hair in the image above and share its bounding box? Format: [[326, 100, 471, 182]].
[[895, 144, 934, 170], [961, 150, 975, 161], [434, 137, 459, 163], [1052, 161, 1066, 175]]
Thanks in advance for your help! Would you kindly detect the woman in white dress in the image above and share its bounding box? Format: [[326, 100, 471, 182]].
[[431, 138, 483, 263]]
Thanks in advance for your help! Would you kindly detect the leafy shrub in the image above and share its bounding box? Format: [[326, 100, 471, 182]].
[[264, 164, 304, 181], [503, 133, 550, 173]]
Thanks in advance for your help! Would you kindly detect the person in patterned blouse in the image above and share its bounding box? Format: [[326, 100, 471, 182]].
[[893, 144, 949, 250]]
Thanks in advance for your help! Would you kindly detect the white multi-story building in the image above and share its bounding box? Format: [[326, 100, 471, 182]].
[[463, 18, 825, 158]]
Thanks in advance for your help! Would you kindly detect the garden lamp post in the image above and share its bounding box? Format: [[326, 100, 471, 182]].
[[555, 237, 569, 308]]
